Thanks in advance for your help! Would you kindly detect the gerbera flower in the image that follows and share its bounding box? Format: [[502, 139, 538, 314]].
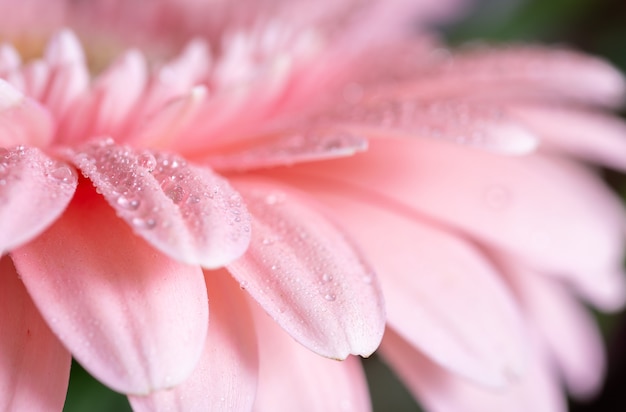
[[0, 1, 624, 411]]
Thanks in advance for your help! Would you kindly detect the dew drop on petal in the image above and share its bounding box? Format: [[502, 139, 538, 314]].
[[323, 293, 337, 302], [137, 151, 157, 172], [132, 217, 157, 230], [49, 163, 77, 185], [116, 195, 141, 210]]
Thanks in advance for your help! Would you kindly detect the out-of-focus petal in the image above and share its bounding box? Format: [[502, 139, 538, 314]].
[[381, 329, 566, 412], [129, 269, 257, 412], [41, 29, 89, 120], [327, 99, 538, 154], [407, 46, 625, 107], [510, 103, 626, 171], [0, 146, 76, 254], [282, 137, 626, 310], [70, 139, 251, 268], [11, 185, 209, 395], [251, 302, 371, 412], [57, 49, 146, 143], [507, 264, 606, 399], [0, 80, 54, 147], [227, 177, 385, 359], [300, 180, 527, 387], [0, 256, 71, 412], [205, 128, 368, 172]]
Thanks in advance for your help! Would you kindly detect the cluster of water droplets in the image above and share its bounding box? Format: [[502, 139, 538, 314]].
[[0, 145, 77, 191], [71, 138, 250, 266], [207, 128, 368, 172], [325, 92, 524, 150]]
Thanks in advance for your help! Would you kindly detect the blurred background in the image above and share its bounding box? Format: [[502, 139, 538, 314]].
[[62, 0, 626, 410]]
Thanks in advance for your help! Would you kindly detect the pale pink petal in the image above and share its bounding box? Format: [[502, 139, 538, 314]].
[[295, 178, 527, 386], [0, 146, 77, 253], [408, 46, 625, 107], [11, 186, 209, 395], [0, 44, 21, 73], [227, 177, 385, 359], [0, 256, 71, 411], [130, 86, 208, 149], [251, 302, 371, 412], [70, 139, 251, 268], [0, 80, 54, 147], [381, 329, 566, 412], [57, 49, 146, 143], [510, 103, 626, 171], [41, 30, 89, 119], [129, 269, 257, 411], [327, 99, 538, 154], [205, 128, 368, 172], [138, 39, 211, 116], [283, 137, 626, 310], [507, 264, 606, 399]]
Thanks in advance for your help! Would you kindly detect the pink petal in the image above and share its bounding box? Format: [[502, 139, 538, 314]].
[[510, 103, 626, 171], [283, 137, 626, 310], [381, 329, 566, 412], [301, 181, 527, 387], [138, 39, 211, 116], [130, 86, 208, 149], [204, 128, 368, 172], [0, 256, 71, 411], [129, 269, 257, 411], [11, 185, 209, 395], [507, 264, 606, 399], [251, 302, 372, 412], [57, 49, 146, 144], [70, 139, 251, 268], [227, 177, 385, 359], [0, 80, 55, 147], [41, 30, 89, 120], [0, 146, 77, 253], [409, 46, 625, 107], [328, 99, 538, 154]]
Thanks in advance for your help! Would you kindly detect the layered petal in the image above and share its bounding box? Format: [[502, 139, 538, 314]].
[[509, 103, 626, 171], [0, 146, 77, 253], [326, 98, 538, 154], [381, 329, 566, 412], [281, 137, 626, 310], [70, 139, 251, 268], [406, 46, 625, 107], [227, 177, 385, 359], [11, 184, 209, 394], [292, 177, 527, 386], [0, 256, 71, 411], [251, 302, 371, 412], [0, 80, 55, 147], [507, 264, 606, 398], [57, 48, 146, 143], [129, 269, 257, 412], [205, 128, 368, 172]]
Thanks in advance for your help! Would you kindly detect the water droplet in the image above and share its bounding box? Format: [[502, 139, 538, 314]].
[[49, 164, 77, 184], [321, 273, 333, 283], [163, 182, 186, 204], [116, 195, 140, 210], [323, 293, 336, 302], [137, 152, 157, 172], [132, 217, 157, 230], [262, 237, 274, 245]]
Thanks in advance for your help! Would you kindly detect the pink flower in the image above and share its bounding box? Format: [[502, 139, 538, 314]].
[[0, 1, 625, 411]]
